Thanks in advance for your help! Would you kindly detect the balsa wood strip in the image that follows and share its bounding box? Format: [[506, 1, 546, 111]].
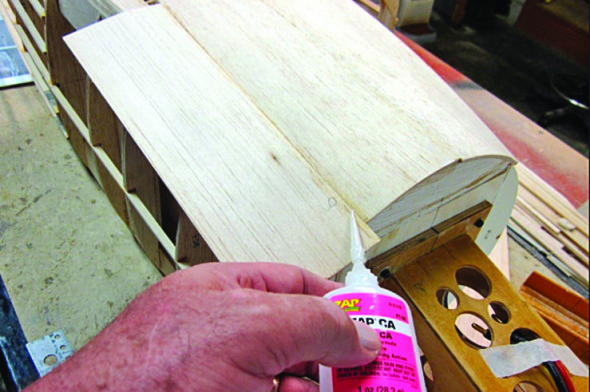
[[488, 228, 510, 278], [517, 164, 589, 237], [511, 206, 588, 287], [65, 5, 380, 277], [160, 0, 512, 230], [88, 0, 146, 17], [27, 0, 45, 18], [9, 0, 46, 53], [14, 24, 49, 82]]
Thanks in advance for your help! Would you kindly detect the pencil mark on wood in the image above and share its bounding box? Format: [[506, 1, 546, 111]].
[[325, 197, 337, 211]]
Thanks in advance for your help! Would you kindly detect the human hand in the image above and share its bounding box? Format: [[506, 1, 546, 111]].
[[26, 262, 381, 392]]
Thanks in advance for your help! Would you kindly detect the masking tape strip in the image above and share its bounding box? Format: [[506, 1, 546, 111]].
[[480, 339, 588, 378]]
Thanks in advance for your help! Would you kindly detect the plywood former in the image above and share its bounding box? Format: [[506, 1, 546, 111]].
[[52, 86, 129, 225], [382, 235, 589, 391], [369, 201, 492, 275], [46, 0, 88, 122], [87, 79, 123, 171], [176, 209, 218, 267]]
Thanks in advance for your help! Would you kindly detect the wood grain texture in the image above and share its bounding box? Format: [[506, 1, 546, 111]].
[[176, 210, 218, 267], [161, 0, 513, 228], [88, 0, 146, 17], [87, 79, 123, 171], [123, 132, 161, 223], [46, 0, 88, 122], [521, 271, 589, 364], [517, 163, 588, 236], [511, 206, 589, 287], [65, 1, 519, 275], [160, 0, 515, 258], [388, 235, 589, 391], [65, 5, 380, 277], [488, 228, 510, 278]]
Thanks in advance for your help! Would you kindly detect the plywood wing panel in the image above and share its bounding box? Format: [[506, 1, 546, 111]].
[[160, 0, 513, 226], [65, 5, 380, 278]]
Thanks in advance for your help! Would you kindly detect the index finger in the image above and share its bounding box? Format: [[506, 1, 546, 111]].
[[178, 262, 343, 296]]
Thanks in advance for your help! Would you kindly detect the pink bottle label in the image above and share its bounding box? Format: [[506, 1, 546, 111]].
[[330, 293, 422, 392]]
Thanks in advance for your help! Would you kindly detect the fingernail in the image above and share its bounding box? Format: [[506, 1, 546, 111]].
[[353, 321, 381, 352]]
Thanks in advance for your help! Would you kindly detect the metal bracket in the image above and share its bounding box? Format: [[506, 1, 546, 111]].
[[26, 331, 74, 377], [0, 275, 39, 391]]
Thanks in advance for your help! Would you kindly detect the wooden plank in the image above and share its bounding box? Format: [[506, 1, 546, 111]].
[[14, 24, 49, 83], [0, 0, 21, 50], [516, 183, 588, 266], [54, 85, 129, 224], [159, 246, 178, 275], [159, 0, 513, 234], [126, 197, 163, 272], [558, 233, 589, 267], [22, 0, 43, 37], [88, 0, 146, 17], [378, 0, 399, 30], [46, 0, 79, 86], [518, 185, 589, 255], [19, 51, 58, 118], [176, 210, 218, 266], [383, 277, 479, 392], [8, 0, 46, 53], [368, 228, 438, 275], [388, 235, 588, 390], [27, 0, 45, 18], [355, 0, 380, 14], [127, 192, 176, 261], [87, 79, 123, 171], [122, 131, 161, 222], [488, 228, 510, 278], [521, 271, 589, 364], [511, 206, 589, 287], [517, 164, 589, 237], [65, 5, 380, 278], [45, 0, 89, 122], [432, 201, 491, 249]]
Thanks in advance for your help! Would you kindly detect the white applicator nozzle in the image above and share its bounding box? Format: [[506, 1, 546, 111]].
[[345, 211, 378, 287]]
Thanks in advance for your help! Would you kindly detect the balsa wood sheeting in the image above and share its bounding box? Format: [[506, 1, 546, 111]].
[[65, 5, 380, 277], [65, 1, 515, 276]]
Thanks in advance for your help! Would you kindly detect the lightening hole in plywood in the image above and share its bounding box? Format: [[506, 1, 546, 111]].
[[513, 381, 544, 392], [455, 313, 493, 349], [436, 288, 459, 310], [418, 346, 435, 391], [455, 267, 491, 299], [43, 354, 58, 366], [510, 328, 540, 344], [488, 301, 511, 324]]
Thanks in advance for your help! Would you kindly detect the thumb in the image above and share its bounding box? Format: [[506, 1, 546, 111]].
[[244, 292, 381, 374]]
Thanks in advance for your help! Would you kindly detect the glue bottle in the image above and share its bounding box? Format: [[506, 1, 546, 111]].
[[319, 212, 426, 392]]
